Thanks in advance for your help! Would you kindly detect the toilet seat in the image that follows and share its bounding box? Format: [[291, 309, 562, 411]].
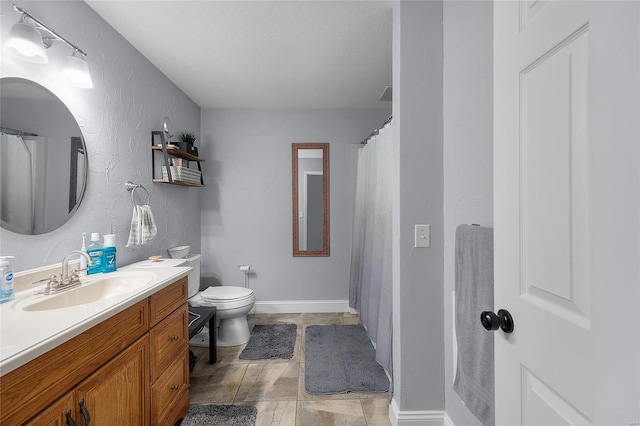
[[201, 286, 253, 303], [191, 286, 255, 311]]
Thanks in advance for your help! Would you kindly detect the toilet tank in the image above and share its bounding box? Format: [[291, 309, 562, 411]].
[[183, 254, 201, 298]]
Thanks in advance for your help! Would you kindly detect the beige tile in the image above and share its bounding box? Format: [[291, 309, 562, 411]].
[[361, 399, 391, 426], [251, 400, 297, 426], [359, 391, 390, 400], [341, 315, 361, 325], [302, 313, 346, 326], [189, 313, 391, 425], [189, 364, 248, 404], [296, 400, 367, 426], [236, 362, 300, 402], [214, 343, 252, 365], [190, 346, 229, 377], [249, 314, 304, 334]]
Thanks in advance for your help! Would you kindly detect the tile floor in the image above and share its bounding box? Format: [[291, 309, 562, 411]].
[[189, 312, 391, 425]]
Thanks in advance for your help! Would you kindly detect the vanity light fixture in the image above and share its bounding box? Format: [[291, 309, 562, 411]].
[[63, 50, 93, 89], [5, 4, 93, 88], [5, 14, 48, 63]]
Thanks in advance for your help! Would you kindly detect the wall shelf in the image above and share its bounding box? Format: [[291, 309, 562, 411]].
[[152, 179, 203, 187], [151, 145, 204, 162], [151, 131, 204, 186]]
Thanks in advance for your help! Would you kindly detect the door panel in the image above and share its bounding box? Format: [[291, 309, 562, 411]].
[[494, 1, 592, 424], [520, 27, 590, 325], [522, 367, 590, 425]]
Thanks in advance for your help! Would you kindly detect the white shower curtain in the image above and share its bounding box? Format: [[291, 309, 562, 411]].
[[349, 123, 393, 377], [0, 134, 34, 233]]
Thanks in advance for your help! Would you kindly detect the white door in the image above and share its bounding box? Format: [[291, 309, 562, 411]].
[[494, 1, 592, 424]]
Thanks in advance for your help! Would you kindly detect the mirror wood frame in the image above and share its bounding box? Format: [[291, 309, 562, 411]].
[[292, 142, 330, 257]]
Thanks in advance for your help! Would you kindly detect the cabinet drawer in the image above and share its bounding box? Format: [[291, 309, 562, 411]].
[[150, 304, 188, 381], [151, 349, 190, 426], [149, 277, 187, 326]]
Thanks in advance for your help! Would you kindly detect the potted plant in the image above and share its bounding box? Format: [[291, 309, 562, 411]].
[[174, 132, 199, 156], [181, 132, 198, 145]]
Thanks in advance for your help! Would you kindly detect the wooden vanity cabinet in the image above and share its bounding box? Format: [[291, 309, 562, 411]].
[[149, 279, 190, 425], [24, 391, 75, 426], [28, 337, 150, 426], [3, 277, 189, 426]]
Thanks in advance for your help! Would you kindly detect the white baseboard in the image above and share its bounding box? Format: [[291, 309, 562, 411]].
[[389, 399, 446, 426], [253, 300, 350, 314], [443, 412, 455, 426]]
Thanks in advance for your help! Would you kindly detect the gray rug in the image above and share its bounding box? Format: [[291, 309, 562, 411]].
[[239, 324, 297, 360], [181, 405, 257, 426], [304, 324, 389, 394]]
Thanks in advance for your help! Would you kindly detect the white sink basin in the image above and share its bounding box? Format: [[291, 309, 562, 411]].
[[16, 271, 157, 312]]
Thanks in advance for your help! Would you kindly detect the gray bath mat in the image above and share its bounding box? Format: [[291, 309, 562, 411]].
[[239, 324, 297, 360], [181, 404, 257, 426], [304, 324, 389, 394]]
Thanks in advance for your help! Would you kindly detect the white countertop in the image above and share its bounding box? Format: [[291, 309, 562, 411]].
[[0, 263, 191, 376]]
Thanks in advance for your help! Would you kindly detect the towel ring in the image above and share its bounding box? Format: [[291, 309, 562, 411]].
[[125, 181, 150, 205]]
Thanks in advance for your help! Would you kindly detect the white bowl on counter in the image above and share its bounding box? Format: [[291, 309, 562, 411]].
[[168, 245, 190, 259]]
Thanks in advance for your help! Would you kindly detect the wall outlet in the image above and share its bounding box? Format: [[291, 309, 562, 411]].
[[415, 224, 430, 248]]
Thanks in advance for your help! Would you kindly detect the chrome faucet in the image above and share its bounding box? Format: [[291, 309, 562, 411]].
[[62, 250, 93, 283], [38, 250, 94, 294]]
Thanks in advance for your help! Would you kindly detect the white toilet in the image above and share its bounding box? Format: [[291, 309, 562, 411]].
[[183, 254, 255, 347], [129, 254, 255, 347]]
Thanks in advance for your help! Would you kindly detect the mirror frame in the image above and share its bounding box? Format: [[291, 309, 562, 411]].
[[292, 142, 330, 257]]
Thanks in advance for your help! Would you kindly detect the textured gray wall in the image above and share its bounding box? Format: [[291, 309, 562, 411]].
[[0, 1, 201, 271], [199, 109, 390, 300], [442, 1, 493, 424], [392, 0, 445, 413]]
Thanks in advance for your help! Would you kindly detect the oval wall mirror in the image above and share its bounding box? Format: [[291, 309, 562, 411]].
[[0, 78, 88, 235], [292, 142, 330, 257]]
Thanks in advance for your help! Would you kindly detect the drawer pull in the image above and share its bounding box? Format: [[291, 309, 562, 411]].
[[171, 384, 180, 391], [171, 335, 179, 341], [65, 409, 77, 426], [79, 399, 91, 426]]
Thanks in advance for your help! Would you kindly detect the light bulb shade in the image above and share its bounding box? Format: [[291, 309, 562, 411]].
[[63, 52, 93, 88], [5, 20, 48, 64]]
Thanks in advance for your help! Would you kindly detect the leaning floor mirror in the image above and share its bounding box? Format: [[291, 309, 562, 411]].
[[292, 143, 330, 257]]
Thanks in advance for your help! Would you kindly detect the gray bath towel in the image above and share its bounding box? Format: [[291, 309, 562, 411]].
[[453, 224, 494, 426]]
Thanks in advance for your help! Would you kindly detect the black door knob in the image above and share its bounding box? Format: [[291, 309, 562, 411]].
[[480, 309, 514, 333]]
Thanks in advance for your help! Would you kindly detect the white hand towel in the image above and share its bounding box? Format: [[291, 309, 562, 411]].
[[126, 205, 157, 247], [139, 205, 157, 244]]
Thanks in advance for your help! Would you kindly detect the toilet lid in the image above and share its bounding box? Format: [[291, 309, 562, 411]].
[[201, 286, 254, 303]]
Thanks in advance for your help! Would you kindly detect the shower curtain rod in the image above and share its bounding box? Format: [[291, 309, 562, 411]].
[[1, 126, 38, 137], [360, 115, 392, 145]]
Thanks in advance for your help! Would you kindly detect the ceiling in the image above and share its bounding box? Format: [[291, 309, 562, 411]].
[[85, 1, 393, 110]]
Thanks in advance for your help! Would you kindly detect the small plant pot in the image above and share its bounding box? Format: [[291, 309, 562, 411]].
[[171, 142, 198, 156]]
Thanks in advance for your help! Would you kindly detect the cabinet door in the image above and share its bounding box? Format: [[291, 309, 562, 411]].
[[25, 392, 76, 426], [74, 336, 149, 425]]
